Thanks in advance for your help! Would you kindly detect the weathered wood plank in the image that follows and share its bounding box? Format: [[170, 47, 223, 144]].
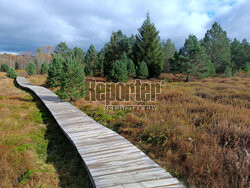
[[108, 178, 183, 188], [16, 77, 184, 188], [94, 168, 174, 187]]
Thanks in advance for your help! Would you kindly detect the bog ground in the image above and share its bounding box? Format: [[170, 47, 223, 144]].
[[25, 72, 250, 188], [0, 71, 249, 187]]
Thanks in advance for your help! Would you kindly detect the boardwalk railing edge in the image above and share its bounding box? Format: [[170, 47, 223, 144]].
[[16, 77, 184, 188]]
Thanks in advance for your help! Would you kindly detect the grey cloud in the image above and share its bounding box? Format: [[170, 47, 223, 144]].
[[0, 0, 249, 53], [212, 0, 250, 42]]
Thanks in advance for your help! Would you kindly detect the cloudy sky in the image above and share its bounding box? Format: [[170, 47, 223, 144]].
[[0, 0, 249, 53]]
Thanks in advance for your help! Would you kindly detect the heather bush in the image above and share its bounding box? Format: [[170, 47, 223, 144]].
[[79, 76, 250, 188]]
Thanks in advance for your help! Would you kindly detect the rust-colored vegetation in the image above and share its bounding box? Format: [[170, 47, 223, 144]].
[[78, 75, 249, 188], [27, 73, 250, 187]]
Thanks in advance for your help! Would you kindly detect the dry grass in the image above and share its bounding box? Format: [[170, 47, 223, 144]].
[[80, 76, 249, 188], [27, 73, 250, 187], [26, 75, 47, 86], [135, 77, 250, 187], [0, 72, 91, 188]]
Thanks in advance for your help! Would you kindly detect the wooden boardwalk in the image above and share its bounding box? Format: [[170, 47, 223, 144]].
[[16, 77, 184, 188]]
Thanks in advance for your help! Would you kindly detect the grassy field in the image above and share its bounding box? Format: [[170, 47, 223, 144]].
[[24, 73, 250, 187], [0, 72, 92, 188]]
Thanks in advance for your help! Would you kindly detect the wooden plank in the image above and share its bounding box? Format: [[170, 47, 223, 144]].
[[89, 162, 159, 177], [76, 139, 132, 152], [86, 156, 152, 171], [70, 132, 119, 141], [16, 77, 184, 188], [94, 168, 173, 187], [108, 178, 184, 188], [78, 142, 134, 155], [81, 144, 138, 157], [84, 151, 149, 164]]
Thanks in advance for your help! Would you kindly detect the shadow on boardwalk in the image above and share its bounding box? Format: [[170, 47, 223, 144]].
[[14, 80, 92, 188]]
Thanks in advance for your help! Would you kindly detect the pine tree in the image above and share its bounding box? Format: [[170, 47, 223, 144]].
[[230, 38, 250, 72], [110, 60, 128, 83], [34, 58, 39, 72], [46, 54, 64, 87], [57, 57, 85, 102], [161, 39, 176, 72], [129, 34, 136, 60], [103, 30, 132, 76], [169, 51, 183, 75], [241, 39, 250, 71], [243, 62, 250, 72], [121, 53, 136, 77], [7, 68, 18, 79], [204, 62, 216, 78], [25, 62, 36, 75], [202, 22, 231, 73], [41, 62, 49, 75], [231, 38, 244, 70], [136, 61, 148, 79], [133, 12, 163, 78], [225, 66, 232, 77], [54, 42, 70, 56], [85, 44, 98, 76], [97, 51, 104, 75], [72, 47, 85, 65], [127, 59, 136, 77], [1, 64, 9, 72], [182, 35, 211, 81]]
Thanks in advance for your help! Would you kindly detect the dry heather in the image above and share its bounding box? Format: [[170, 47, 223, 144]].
[[27, 74, 250, 187], [78, 76, 250, 188], [0, 72, 91, 188], [136, 77, 250, 187]]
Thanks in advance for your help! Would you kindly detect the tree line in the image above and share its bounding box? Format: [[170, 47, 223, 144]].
[[47, 13, 249, 84], [0, 46, 52, 70], [42, 12, 249, 101], [2, 12, 249, 101], [2, 12, 249, 82]]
